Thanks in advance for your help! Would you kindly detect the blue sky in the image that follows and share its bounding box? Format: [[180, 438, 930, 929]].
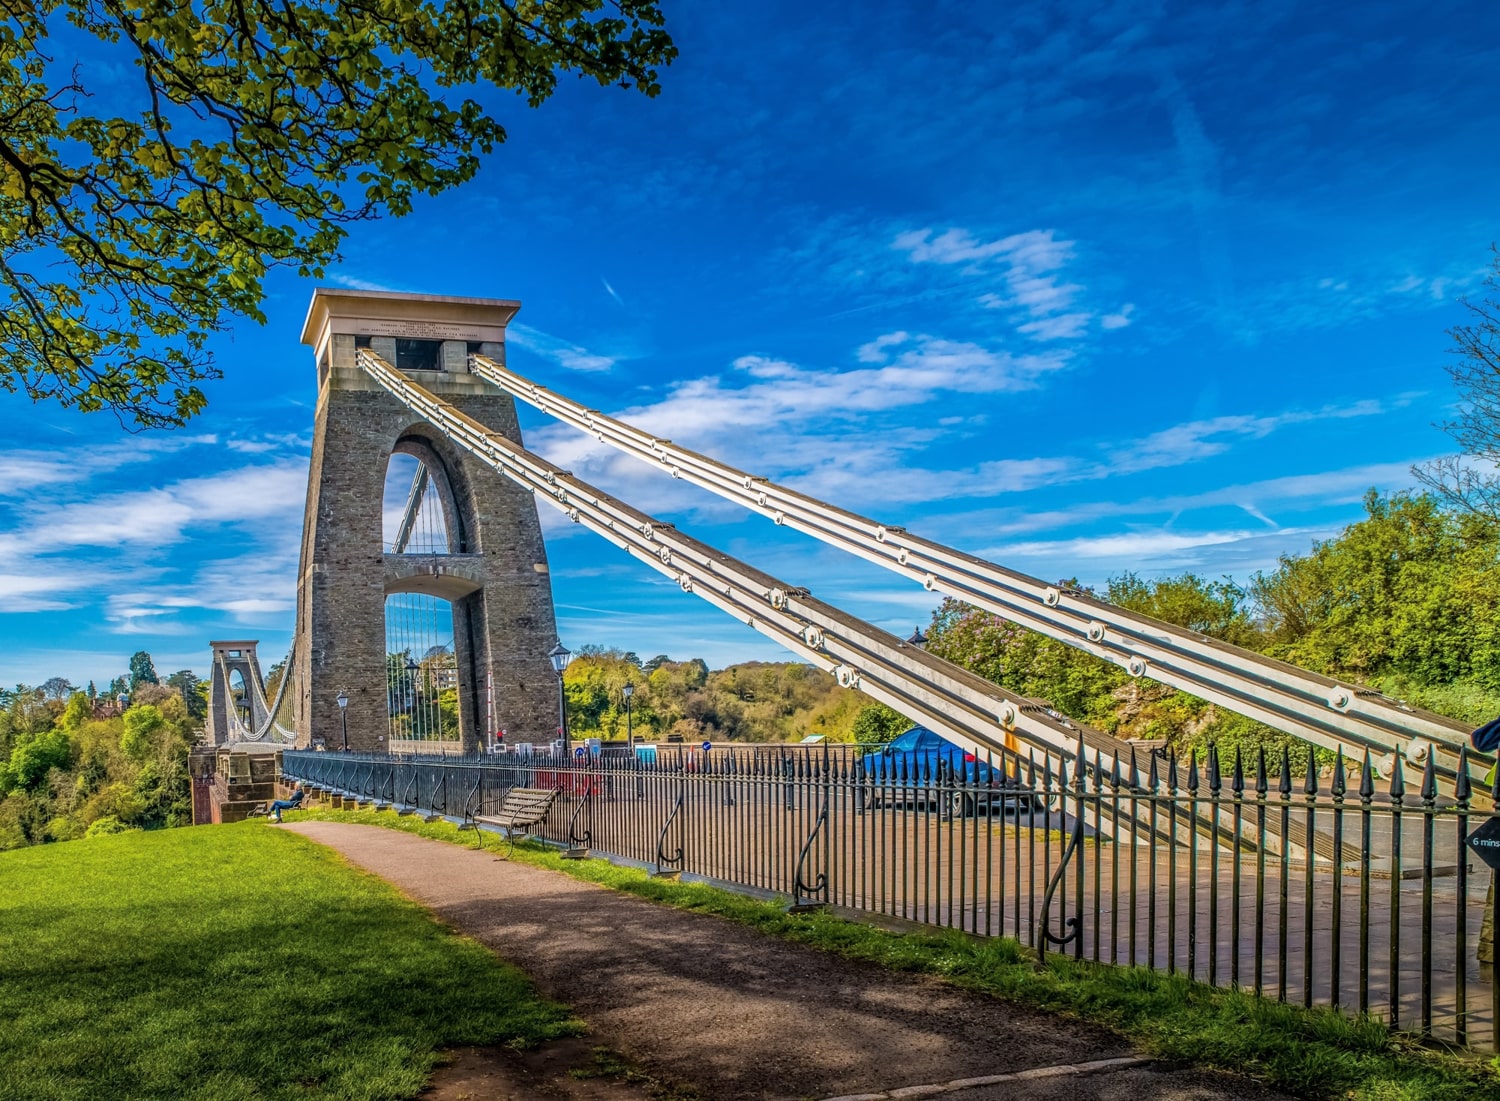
[[4, 0, 1498, 688]]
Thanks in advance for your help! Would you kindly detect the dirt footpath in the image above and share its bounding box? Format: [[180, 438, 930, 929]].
[[285, 822, 1289, 1101]]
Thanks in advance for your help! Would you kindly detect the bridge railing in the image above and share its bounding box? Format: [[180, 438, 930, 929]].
[[280, 742, 1500, 1053]]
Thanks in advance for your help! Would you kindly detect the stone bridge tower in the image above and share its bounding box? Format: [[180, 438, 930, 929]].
[[295, 290, 560, 752], [204, 639, 266, 745]]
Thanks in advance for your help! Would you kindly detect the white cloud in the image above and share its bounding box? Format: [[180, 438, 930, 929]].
[[0, 462, 307, 559], [1107, 401, 1387, 474], [0, 436, 219, 496], [531, 335, 1065, 474], [0, 571, 99, 613], [893, 227, 1073, 272], [979, 524, 1344, 584], [993, 528, 1275, 561], [523, 305, 1416, 526], [0, 460, 306, 634], [508, 323, 616, 373], [930, 459, 1423, 544], [325, 273, 416, 293], [1017, 312, 1092, 341], [855, 331, 911, 363], [896, 227, 1107, 342]]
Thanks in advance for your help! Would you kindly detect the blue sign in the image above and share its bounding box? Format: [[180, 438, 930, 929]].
[[575, 747, 586, 759], [1468, 817, 1500, 872], [701, 741, 712, 753]]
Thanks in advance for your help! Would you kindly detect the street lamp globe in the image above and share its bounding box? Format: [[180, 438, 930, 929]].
[[548, 642, 572, 674], [335, 688, 350, 752], [621, 681, 635, 746]]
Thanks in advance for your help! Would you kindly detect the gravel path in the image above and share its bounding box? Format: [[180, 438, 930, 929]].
[[285, 822, 1291, 1101]]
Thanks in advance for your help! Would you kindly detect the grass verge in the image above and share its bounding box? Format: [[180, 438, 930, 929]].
[[0, 821, 579, 1101], [293, 805, 1500, 1101]]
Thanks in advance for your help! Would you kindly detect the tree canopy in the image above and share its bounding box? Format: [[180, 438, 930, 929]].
[[128, 650, 159, 691], [1, 0, 674, 426]]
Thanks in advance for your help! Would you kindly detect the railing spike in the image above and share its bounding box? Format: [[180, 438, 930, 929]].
[[1147, 750, 1160, 792], [1304, 744, 1318, 797], [1360, 749, 1375, 801], [1278, 745, 1292, 796], [1232, 746, 1244, 795], [1255, 745, 1268, 795], [1420, 749, 1438, 804], [1186, 747, 1199, 793], [1110, 750, 1122, 789], [1093, 749, 1105, 792], [1167, 750, 1179, 793], [1455, 744, 1472, 804], [1128, 747, 1140, 790], [1389, 753, 1406, 803], [1330, 747, 1346, 798], [1207, 743, 1221, 794]]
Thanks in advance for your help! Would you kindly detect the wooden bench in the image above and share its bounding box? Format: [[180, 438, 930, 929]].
[[471, 787, 559, 854]]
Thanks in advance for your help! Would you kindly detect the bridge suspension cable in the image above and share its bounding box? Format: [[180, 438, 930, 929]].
[[356, 348, 1126, 769], [390, 463, 430, 554], [467, 354, 1488, 795]]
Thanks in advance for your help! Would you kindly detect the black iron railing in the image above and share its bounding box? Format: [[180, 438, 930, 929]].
[[281, 740, 1500, 1052]]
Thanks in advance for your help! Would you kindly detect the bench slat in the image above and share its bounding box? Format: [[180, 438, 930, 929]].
[[472, 787, 559, 834]]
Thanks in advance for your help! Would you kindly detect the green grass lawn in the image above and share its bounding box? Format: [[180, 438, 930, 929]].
[[0, 822, 578, 1101], [293, 806, 1500, 1101]]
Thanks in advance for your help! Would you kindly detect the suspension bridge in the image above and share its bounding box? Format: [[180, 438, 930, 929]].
[[199, 289, 1500, 1051]]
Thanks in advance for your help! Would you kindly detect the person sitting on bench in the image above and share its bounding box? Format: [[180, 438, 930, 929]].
[[268, 784, 305, 823]]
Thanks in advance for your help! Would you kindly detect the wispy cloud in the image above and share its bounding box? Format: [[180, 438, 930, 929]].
[[0, 570, 102, 613], [939, 460, 1422, 545], [979, 523, 1341, 582], [996, 527, 1272, 561], [539, 340, 1065, 472], [507, 323, 616, 373], [0, 436, 218, 496], [527, 312, 1415, 527], [324, 273, 417, 294], [0, 463, 306, 558], [1107, 400, 1394, 474], [893, 226, 1130, 343]]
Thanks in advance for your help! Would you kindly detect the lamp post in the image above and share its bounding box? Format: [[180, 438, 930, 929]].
[[547, 642, 572, 757], [336, 689, 349, 752], [622, 682, 634, 748], [404, 657, 420, 739], [906, 626, 929, 649]]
